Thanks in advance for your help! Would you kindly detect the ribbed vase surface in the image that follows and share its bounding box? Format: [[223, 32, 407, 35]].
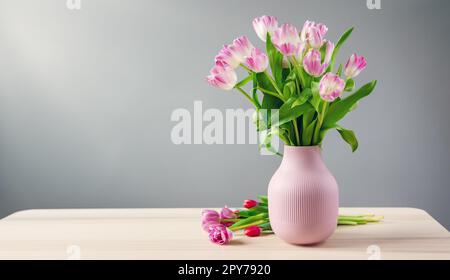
[[268, 146, 339, 245]]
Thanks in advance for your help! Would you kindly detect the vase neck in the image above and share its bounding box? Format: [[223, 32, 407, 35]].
[[282, 146, 325, 169]]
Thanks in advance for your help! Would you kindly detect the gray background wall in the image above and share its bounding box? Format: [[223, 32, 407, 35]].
[[1, 0, 449, 229]]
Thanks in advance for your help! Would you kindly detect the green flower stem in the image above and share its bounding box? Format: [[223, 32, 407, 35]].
[[226, 202, 383, 231], [338, 215, 384, 223], [220, 219, 240, 223], [261, 71, 300, 145], [338, 220, 358, 226], [338, 215, 366, 219], [312, 101, 329, 144], [338, 217, 367, 222], [289, 57, 310, 146], [365, 217, 384, 222], [257, 87, 283, 100], [278, 131, 292, 146], [240, 63, 252, 73], [291, 56, 307, 88], [229, 219, 268, 231], [292, 120, 301, 146], [228, 213, 268, 231], [235, 86, 258, 108], [236, 208, 381, 224], [264, 71, 283, 97]]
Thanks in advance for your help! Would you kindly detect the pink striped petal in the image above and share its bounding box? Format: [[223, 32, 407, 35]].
[[319, 73, 345, 102], [272, 23, 301, 56], [245, 48, 269, 73], [344, 53, 367, 78], [252, 15, 278, 42]]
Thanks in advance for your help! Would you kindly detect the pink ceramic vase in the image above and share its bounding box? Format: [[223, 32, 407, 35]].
[[268, 146, 339, 245]]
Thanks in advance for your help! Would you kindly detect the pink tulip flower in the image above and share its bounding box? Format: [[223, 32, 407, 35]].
[[253, 15, 278, 42], [208, 224, 233, 245], [206, 61, 238, 90], [319, 73, 346, 102], [244, 226, 262, 237], [324, 40, 334, 66], [305, 26, 323, 49], [201, 209, 220, 232], [245, 48, 269, 73], [272, 23, 302, 56], [215, 36, 254, 69], [303, 49, 327, 77], [293, 41, 307, 63], [220, 206, 237, 226], [344, 54, 367, 78], [301, 20, 328, 42], [215, 44, 242, 69], [232, 36, 254, 61], [302, 41, 334, 77]]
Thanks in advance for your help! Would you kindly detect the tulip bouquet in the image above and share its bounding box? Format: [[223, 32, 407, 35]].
[[207, 15, 377, 151], [202, 196, 383, 245]]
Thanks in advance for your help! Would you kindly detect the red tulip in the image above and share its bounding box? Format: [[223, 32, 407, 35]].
[[243, 199, 258, 209], [244, 226, 262, 237]]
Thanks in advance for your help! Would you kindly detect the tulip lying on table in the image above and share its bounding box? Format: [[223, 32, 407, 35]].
[[202, 195, 384, 245]]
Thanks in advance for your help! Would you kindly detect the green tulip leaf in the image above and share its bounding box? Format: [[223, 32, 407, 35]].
[[256, 72, 283, 111], [235, 75, 253, 88], [266, 33, 284, 89], [336, 125, 359, 152], [302, 118, 318, 146], [328, 27, 354, 72], [252, 73, 261, 108], [349, 101, 359, 112], [310, 82, 322, 111], [258, 195, 268, 204], [323, 80, 377, 129], [283, 81, 296, 99], [273, 100, 314, 128], [293, 88, 312, 107], [336, 64, 343, 77], [345, 79, 355, 92]]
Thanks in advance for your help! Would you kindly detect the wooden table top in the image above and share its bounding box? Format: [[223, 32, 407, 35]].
[[0, 208, 449, 260]]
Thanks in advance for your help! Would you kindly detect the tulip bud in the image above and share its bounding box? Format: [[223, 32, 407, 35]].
[[232, 36, 254, 61], [243, 199, 258, 209], [244, 226, 262, 237], [344, 54, 367, 78], [323, 40, 334, 66], [301, 20, 328, 43]]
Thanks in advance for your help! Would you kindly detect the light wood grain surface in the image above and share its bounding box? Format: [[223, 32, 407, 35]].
[[0, 208, 449, 260]]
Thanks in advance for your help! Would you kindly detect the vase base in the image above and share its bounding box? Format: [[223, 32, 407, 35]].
[[272, 224, 337, 245]]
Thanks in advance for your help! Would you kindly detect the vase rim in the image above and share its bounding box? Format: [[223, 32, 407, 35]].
[[282, 145, 322, 158], [284, 145, 321, 150]]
